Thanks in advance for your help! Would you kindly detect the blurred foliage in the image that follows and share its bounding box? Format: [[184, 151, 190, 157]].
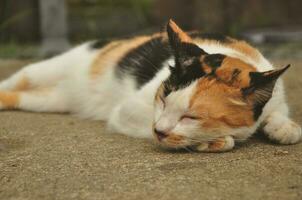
[[259, 42, 302, 60], [0, 0, 302, 59], [68, 0, 152, 19], [66, 0, 155, 41], [0, 0, 40, 42], [67, 0, 152, 9], [0, 10, 31, 30], [0, 42, 38, 59]]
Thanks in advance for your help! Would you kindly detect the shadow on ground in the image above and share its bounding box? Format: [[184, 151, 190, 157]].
[[0, 59, 301, 200]]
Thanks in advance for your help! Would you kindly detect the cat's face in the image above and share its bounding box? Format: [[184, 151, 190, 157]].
[[152, 20, 289, 149]]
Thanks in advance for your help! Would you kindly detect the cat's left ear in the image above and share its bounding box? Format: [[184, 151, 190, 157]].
[[242, 65, 290, 106], [166, 19, 207, 69]]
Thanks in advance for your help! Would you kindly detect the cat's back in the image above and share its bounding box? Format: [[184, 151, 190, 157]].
[[75, 32, 275, 97], [67, 34, 169, 119], [89, 32, 273, 83], [88, 34, 171, 90]]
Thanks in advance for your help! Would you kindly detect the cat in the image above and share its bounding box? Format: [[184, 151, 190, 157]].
[[0, 20, 301, 152]]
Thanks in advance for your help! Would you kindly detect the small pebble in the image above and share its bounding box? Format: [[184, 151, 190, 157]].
[[274, 150, 289, 155]]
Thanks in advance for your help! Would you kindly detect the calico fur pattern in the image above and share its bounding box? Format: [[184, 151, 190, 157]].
[[0, 20, 301, 152]]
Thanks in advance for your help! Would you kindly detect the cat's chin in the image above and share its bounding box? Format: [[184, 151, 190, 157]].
[[156, 143, 198, 152], [155, 138, 201, 151]]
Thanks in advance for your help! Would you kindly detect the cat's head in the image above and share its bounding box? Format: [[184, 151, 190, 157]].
[[153, 20, 290, 149]]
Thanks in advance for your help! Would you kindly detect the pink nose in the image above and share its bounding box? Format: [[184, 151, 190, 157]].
[[154, 128, 168, 141]]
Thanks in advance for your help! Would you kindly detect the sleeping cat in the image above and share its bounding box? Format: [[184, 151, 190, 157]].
[[0, 20, 301, 152]]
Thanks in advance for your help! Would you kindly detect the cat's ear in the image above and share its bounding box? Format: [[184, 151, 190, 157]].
[[166, 19, 207, 69], [242, 65, 290, 106], [167, 19, 193, 47]]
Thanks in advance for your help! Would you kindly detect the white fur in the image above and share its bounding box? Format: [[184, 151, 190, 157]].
[[154, 82, 196, 134], [263, 111, 302, 144], [0, 39, 300, 148]]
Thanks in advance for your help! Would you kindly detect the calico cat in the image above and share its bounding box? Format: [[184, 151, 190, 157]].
[[0, 20, 301, 152]]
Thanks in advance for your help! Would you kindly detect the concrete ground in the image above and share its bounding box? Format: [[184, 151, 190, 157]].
[[0, 59, 301, 200]]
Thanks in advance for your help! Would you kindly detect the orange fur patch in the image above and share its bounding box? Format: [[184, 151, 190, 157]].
[[193, 37, 261, 62], [168, 19, 192, 43], [208, 138, 226, 150], [14, 76, 30, 91], [189, 78, 255, 129], [228, 39, 261, 62], [90, 36, 155, 79], [0, 92, 19, 109], [165, 134, 185, 146], [215, 57, 257, 88], [154, 84, 164, 103], [90, 41, 122, 78]]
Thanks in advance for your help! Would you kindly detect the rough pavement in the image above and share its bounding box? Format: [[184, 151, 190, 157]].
[[0, 59, 301, 200]]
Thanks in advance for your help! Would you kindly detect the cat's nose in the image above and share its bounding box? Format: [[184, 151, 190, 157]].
[[154, 128, 168, 141]]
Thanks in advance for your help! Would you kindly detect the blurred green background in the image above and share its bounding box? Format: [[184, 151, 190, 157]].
[[0, 0, 302, 58]]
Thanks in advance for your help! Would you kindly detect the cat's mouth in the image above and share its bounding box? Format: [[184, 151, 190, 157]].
[[153, 131, 199, 149]]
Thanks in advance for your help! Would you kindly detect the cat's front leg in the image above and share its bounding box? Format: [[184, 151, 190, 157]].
[[263, 111, 301, 144], [107, 98, 154, 139]]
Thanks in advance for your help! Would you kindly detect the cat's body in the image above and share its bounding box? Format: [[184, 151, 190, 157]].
[[0, 20, 301, 152]]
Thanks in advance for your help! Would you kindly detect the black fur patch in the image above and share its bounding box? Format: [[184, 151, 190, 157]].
[[114, 32, 232, 92], [163, 58, 205, 96], [162, 36, 208, 96], [242, 65, 290, 120], [204, 54, 226, 70], [116, 37, 171, 88], [253, 104, 265, 120], [245, 80, 276, 120], [242, 74, 274, 120]]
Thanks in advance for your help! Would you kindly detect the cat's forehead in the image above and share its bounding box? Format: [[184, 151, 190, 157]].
[[163, 54, 257, 96], [201, 55, 257, 88], [165, 81, 196, 105]]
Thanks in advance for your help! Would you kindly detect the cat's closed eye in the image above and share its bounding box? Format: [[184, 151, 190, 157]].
[[180, 115, 200, 121]]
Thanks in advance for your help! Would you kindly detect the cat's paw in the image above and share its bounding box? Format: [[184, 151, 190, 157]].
[[264, 118, 302, 144], [196, 136, 234, 152]]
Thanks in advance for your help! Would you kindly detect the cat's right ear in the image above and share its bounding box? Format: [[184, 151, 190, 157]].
[[242, 65, 290, 118]]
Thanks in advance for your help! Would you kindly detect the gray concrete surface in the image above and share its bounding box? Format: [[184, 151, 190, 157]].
[[0, 59, 301, 200]]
